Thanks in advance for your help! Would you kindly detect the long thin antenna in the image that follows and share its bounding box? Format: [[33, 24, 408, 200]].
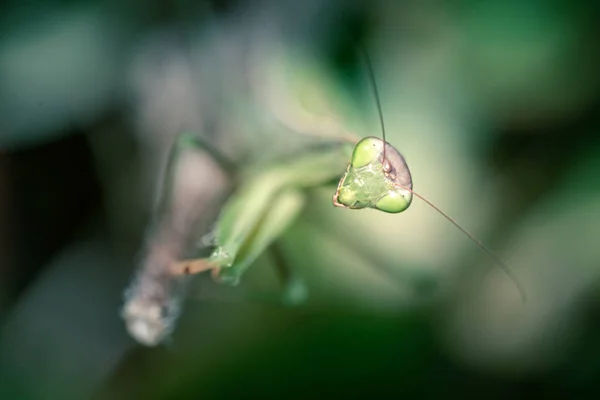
[[358, 45, 526, 303], [396, 183, 527, 303], [359, 45, 387, 163]]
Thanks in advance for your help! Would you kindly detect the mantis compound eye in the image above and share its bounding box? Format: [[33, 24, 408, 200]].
[[375, 189, 412, 213], [351, 136, 384, 168]]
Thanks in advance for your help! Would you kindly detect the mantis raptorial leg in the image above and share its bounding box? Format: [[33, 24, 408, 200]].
[[172, 142, 354, 291]]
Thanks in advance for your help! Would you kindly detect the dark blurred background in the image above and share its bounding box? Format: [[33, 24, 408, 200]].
[[1, 0, 600, 398]]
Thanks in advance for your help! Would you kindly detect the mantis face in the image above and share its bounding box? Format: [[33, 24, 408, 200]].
[[333, 136, 413, 213]]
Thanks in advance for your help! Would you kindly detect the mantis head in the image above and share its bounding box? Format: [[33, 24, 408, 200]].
[[333, 136, 413, 213]]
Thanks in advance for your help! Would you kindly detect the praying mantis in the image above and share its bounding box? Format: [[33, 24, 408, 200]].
[[121, 44, 526, 347]]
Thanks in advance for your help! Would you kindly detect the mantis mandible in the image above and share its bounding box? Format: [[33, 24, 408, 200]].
[[122, 46, 526, 346]]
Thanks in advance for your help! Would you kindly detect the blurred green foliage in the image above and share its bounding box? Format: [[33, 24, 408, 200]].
[[1, 1, 600, 399]]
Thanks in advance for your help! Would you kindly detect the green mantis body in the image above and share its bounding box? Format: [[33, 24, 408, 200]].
[[173, 129, 525, 303], [122, 44, 525, 347]]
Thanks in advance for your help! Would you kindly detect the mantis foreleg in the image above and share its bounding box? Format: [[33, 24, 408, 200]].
[[173, 143, 353, 296]]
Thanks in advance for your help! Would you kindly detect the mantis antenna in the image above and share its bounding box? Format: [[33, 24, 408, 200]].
[[359, 46, 387, 164], [357, 45, 527, 303]]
